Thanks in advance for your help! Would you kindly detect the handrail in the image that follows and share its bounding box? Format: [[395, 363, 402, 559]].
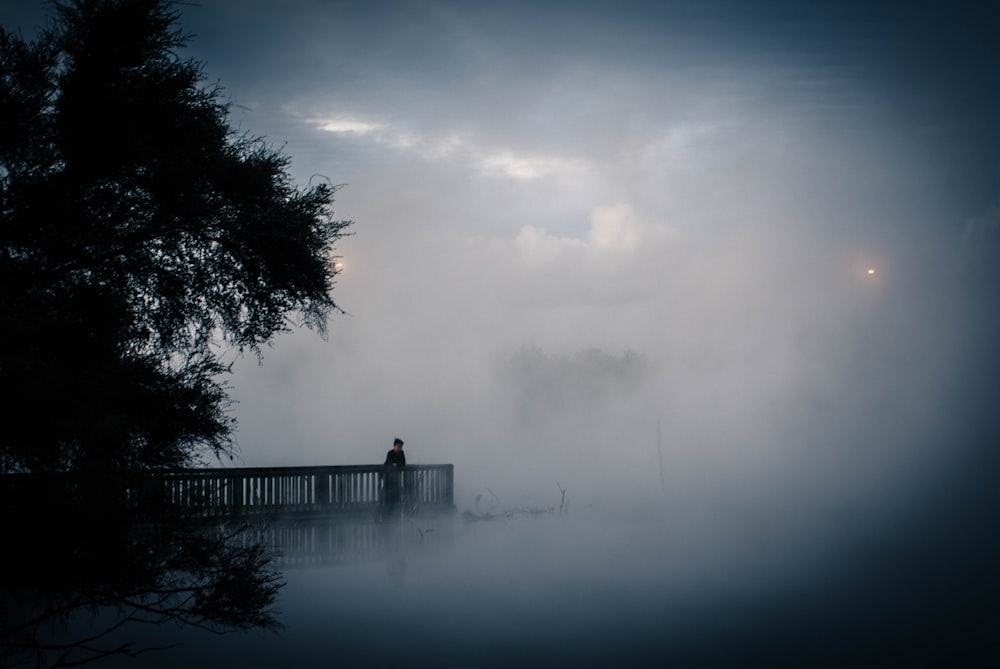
[[157, 464, 455, 518], [0, 464, 455, 520]]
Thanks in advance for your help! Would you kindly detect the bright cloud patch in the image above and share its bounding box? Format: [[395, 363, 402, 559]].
[[588, 203, 645, 253], [316, 118, 382, 134], [482, 151, 576, 180], [417, 133, 467, 159], [509, 203, 674, 267], [513, 225, 588, 264]]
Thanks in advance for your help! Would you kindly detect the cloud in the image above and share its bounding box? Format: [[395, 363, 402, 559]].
[[504, 203, 674, 265], [511, 225, 587, 264], [480, 151, 580, 180], [587, 203, 676, 254], [314, 117, 382, 134]]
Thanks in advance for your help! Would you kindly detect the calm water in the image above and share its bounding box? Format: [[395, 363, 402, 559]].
[[57, 501, 1000, 669]]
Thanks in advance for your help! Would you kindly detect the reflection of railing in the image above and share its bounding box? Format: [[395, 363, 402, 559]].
[[158, 464, 454, 519], [222, 515, 455, 566]]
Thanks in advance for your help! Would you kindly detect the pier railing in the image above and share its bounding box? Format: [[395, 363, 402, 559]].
[[0, 464, 455, 521], [158, 464, 454, 519]]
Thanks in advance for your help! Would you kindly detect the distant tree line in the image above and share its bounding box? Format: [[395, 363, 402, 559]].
[[502, 346, 649, 421]]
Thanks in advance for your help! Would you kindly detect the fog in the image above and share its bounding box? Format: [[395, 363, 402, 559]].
[[68, 501, 998, 667], [226, 108, 993, 523], [173, 0, 999, 523], [203, 4, 998, 661], [6, 0, 1000, 664]]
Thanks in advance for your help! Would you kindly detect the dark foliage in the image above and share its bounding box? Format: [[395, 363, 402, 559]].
[[0, 1, 349, 664], [0, 0, 350, 475]]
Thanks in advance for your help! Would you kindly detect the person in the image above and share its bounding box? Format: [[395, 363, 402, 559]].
[[384, 438, 406, 470], [382, 438, 406, 511]]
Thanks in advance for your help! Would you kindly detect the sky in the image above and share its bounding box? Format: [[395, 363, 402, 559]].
[[3, 0, 998, 507], [4, 0, 1000, 665]]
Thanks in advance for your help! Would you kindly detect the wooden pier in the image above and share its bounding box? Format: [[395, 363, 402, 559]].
[[1, 464, 455, 521], [159, 464, 455, 519]]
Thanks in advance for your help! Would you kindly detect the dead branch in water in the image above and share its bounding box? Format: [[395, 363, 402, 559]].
[[462, 486, 566, 523]]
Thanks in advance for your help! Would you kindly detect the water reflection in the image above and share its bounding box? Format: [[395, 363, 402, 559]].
[[222, 511, 455, 568], [55, 503, 1000, 668]]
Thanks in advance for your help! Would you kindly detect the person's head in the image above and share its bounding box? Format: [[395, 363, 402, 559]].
[[393, 438, 404, 451]]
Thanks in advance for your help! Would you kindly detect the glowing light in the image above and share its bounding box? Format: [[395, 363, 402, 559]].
[[867, 268, 876, 275], [333, 261, 344, 272]]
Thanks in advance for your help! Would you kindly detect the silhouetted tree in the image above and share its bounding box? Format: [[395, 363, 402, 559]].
[[0, 0, 349, 475], [1, 1, 348, 664]]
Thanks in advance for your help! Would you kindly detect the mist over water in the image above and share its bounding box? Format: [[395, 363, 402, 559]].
[[68, 485, 999, 669]]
